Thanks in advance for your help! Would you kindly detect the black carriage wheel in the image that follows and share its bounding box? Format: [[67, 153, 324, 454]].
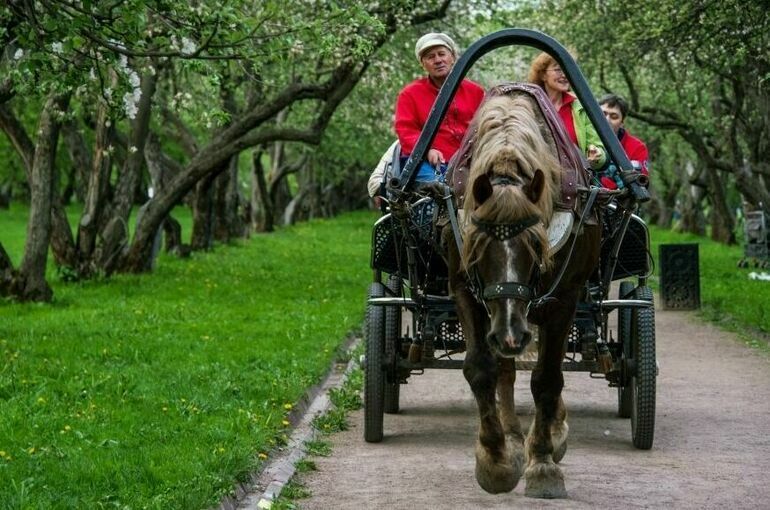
[[364, 282, 386, 443], [631, 285, 656, 450], [617, 281, 634, 418], [384, 275, 402, 414]]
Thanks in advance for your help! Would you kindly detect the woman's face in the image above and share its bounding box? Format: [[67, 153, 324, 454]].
[[543, 64, 570, 95]]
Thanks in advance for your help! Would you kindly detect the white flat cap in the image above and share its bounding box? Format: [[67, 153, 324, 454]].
[[414, 32, 457, 62]]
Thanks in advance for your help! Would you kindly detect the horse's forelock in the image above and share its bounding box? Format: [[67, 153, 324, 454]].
[[464, 93, 559, 217], [460, 92, 560, 271]]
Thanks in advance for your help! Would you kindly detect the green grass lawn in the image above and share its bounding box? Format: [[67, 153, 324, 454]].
[[0, 208, 378, 508]]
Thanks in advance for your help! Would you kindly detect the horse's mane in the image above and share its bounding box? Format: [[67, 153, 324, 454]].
[[461, 92, 563, 270]]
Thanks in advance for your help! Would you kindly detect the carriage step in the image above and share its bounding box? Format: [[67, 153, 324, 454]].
[[600, 299, 653, 311], [368, 295, 455, 307], [394, 359, 601, 372]]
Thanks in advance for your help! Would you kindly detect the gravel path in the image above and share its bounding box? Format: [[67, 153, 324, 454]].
[[294, 300, 770, 509]]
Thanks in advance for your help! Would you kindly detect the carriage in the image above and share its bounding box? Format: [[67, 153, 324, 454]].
[[363, 29, 657, 497]]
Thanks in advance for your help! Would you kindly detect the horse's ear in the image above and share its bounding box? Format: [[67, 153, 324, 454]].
[[472, 173, 493, 206], [525, 169, 545, 203]]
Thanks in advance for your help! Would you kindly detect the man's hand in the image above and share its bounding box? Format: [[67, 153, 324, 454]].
[[587, 144, 602, 166], [427, 148, 445, 168]]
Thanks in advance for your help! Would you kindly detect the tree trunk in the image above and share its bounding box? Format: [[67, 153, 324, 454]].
[[99, 70, 157, 274], [211, 155, 243, 242], [162, 216, 189, 257], [62, 118, 91, 202], [705, 165, 736, 244], [145, 131, 190, 256], [677, 162, 707, 236], [190, 171, 218, 251], [16, 92, 71, 301], [283, 185, 312, 226], [0, 242, 18, 297], [251, 148, 273, 232], [77, 101, 114, 267]]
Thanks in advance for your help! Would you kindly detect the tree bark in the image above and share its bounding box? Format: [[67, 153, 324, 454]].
[[145, 131, 189, 256], [78, 100, 114, 264], [190, 171, 218, 251], [0, 242, 17, 297], [99, 69, 157, 274], [62, 118, 91, 202], [251, 148, 273, 232], [705, 164, 736, 244], [676, 161, 707, 236], [211, 155, 243, 241], [17, 92, 71, 301]]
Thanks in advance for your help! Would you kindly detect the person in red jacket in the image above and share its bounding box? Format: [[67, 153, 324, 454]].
[[598, 93, 650, 189], [394, 32, 485, 182]]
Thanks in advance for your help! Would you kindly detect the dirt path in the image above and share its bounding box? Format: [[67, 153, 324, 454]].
[[294, 299, 770, 509]]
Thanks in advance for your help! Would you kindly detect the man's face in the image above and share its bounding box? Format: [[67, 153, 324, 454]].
[[601, 104, 624, 134], [420, 46, 455, 82]]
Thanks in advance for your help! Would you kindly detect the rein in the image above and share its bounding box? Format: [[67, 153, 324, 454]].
[[530, 186, 599, 308]]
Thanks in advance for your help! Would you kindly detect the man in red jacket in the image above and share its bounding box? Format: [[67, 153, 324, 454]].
[[394, 32, 485, 182], [598, 93, 650, 189]]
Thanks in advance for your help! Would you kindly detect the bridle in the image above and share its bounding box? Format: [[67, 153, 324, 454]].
[[469, 213, 541, 304]]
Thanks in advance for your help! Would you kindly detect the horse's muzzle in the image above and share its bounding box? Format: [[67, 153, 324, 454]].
[[487, 327, 532, 358]]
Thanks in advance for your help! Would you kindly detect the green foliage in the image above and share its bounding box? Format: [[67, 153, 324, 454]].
[[0, 209, 379, 508], [315, 2, 510, 186], [522, 1, 770, 228]]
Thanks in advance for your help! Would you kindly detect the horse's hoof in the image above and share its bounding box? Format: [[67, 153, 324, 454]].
[[474, 443, 521, 494], [552, 439, 567, 464], [524, 461, 567, 499]]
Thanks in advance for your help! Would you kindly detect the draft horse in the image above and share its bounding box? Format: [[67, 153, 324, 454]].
[[446, 87, 601, 498]]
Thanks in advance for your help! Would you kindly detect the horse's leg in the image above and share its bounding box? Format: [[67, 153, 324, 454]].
[[524, 303, 573, 499], [497, 358, 525, 477], [551, 395, 568, 463], [459, 296, 522, 494], [445, 225, 523, 493]]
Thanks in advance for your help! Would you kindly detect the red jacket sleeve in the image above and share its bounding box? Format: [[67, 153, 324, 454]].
[[394, 88, 422, 155], [628, 141, 649, 176]]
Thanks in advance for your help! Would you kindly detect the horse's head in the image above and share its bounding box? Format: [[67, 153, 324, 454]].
[[459, 92, 561, 358], [464, 170, 551, 357]]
